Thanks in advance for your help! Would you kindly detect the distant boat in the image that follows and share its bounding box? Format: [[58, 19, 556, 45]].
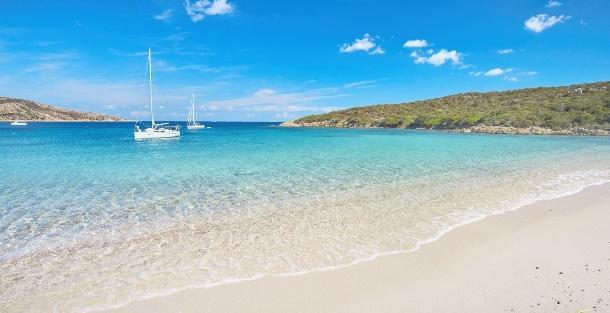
[[186, 94, 206, 130], [134, 48, 180, 140], [11, 120, 27, 126]]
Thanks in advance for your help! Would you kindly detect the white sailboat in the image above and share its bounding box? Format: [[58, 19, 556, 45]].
[[186, 94, 206, 130], [134, 48, 180, 140], [11, 120, 27, 126]]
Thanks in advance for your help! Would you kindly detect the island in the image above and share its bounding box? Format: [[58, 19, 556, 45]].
[[282, 81, 610, 135], [0, 96, 122, 121]]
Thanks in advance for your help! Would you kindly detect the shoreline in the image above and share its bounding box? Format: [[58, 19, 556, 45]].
[[280, 122, 610, 136], [101, 181, 610, 313], [0, 120, 126, 122]]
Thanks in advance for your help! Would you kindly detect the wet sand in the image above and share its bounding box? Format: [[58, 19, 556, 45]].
[[103, 182, 610, 313]]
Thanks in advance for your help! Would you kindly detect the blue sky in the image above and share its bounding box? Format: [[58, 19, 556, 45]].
[[0, 0, 609, 121]]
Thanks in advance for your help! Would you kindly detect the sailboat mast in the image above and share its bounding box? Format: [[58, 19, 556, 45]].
[[148, 48, 155, 126], [191, 94, 195, 122]]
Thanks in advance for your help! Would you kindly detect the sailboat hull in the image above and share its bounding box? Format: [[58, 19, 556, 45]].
[[134, 128, 180, 139], [187, 125, 206, 130]]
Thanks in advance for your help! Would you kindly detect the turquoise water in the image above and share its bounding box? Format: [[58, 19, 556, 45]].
[[1, 122, 610, 312]]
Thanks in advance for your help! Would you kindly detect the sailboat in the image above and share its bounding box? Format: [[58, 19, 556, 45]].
[[186, 94, 205, 130], [11, 120, 27, 126], [134, 48, 180, 140]]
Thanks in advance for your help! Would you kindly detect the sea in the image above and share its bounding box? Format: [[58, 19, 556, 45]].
[[1, 122, 610, 312]]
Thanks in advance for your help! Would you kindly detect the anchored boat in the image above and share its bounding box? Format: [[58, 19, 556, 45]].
[[186, 94, 206, 130], [134, 48, 180, 140], [10, 120, 27, 126]]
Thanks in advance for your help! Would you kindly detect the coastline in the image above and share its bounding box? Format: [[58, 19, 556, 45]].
[[0, 120, 126, 122], [101, 182, 610, 313], [280, 121, 610, 136]]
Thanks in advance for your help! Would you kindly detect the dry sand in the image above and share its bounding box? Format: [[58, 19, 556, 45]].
[[104, 182, 610, 313]]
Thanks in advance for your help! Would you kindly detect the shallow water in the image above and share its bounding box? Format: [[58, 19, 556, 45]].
[[1, 122, 610, 312]]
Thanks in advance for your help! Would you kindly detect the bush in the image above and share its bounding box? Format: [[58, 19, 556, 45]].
[[292, 82, 610, 131]]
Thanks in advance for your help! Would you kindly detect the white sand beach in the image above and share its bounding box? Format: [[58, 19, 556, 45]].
[[104, 182, 610, 313]]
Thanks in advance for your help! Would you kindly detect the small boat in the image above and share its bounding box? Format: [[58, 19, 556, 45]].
[[134, 48, 180, 140], [11, 120, 27, 126], [186, 94, 206, 130]]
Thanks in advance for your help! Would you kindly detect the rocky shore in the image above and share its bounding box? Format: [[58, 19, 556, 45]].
[[280, 121, 609, 136], [457, 125, 609, 136]]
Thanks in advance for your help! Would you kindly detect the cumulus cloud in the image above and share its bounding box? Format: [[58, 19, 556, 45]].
[[184, 0, 233, 22], [403, 39, 428, 48], [545, 0, 562, 8], [154, 9, 173, 22], [339, 34, 385, 55], [410, 49, 462, 67], [497, 48, 514, 55], [524, 14, 570, 33]]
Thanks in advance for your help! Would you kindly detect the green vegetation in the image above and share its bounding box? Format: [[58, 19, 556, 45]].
[[293, 81, 610, 131]]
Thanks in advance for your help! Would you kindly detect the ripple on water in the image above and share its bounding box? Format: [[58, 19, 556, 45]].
[[1, 124, 610, 312]]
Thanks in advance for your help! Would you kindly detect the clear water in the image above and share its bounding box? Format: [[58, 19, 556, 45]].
[[1, 122, 610, 312]]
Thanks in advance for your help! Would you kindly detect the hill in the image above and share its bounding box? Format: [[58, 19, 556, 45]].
[[282, 81, 610, 135], [0, 97, 122, 121]]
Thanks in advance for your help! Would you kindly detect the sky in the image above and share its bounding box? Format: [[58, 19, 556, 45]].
[[0, 0, 609, 121]]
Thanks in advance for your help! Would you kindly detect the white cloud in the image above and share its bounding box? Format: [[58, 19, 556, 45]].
[[339, 34, 385, 55], [484, 68, 505, 76], [403, 39, 428, 48], [184, 0, 234, 22], [369, 46, 385, 55], [154, 9, 174, 22], [524, 14, 571, 33], [472, 69, 536, 80], [484, 68, 514, 77], [205, 0, 233, 15], [410, 49, 462, 67], [497, 48, 514, 55], [427, 50, 461, 66], [545, 0, 562, 8], [410, 51, 426, 64]]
